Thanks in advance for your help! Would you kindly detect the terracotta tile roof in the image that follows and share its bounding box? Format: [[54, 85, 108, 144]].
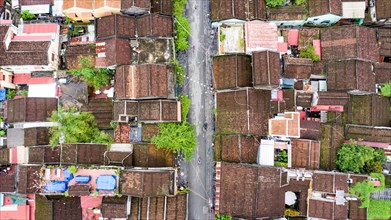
[[150, 0, 172, 15], [321, 26, 379, 61], [375, 0, 391, 20], [291, 139, 320, 169], [216, 88, 272, 135], [114, 123, 130, 143], [0, 174, 16, 192], [120, 169, 176, 196], [377, 28, 391, 56], [6, 98, 57, 123], [17, 165, 42, 194], [347, 93, 390, 126], [101, 197, 127, 219], [121, 0, 150, 9], [212, 55, 252, 90], [129, 195, 187, 219], [0, 41, 51, 66], [218, 163, 287, 218], [283, 57, 313, 79], [115, 64, 175, 99], [214, 134, 260, 163], [308, 199, 347, 219], [211, 0, 266, 21], [96, 14, 136, 39], [137, 14, 173, 37], [308, 0, 342, 17], [268, 5, 306, 20], [375, 62, 391, 84], [132, 143, 174, 167], [113, 100, 180, 123], [53, 197, 82, 220], [62, 143, 107, 165], [65, 44, 96, 70], [245, 21, 278, 52], [269, 112, 300, 137], [346, 124, 391, 144], [68, 184, 90, 196], [326, 59, 375, 92], [252, 51, 281, 87], [7, 127, 50, 148], [300, 120, 321, 140], [317, 91, 350, 106]]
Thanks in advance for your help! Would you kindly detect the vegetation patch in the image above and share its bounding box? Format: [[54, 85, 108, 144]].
[[368, 199, 391, 219], [152, 94, 196, 160], [380, 82, 391, 97], [171, 58, 185, 87], [349, 173, 385, 208], [215, 214, 231, 220], [266, 0, 285, 7], [48, 107, 113, 147], [69, 57, 113, 90], [336, 140, 386, 173], [173, 0, 191, 51], [21, 10, 36, 20], [299, 45, 320, 61]]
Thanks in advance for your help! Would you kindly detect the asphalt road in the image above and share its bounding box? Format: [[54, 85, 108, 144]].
[[183, 0, 215, 219]]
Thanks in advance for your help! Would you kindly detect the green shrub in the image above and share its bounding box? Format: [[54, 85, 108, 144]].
[[173, 0, 191, 51], [68, 165, 78, 174], [380, 82, 391, 97], [349, 173, 385, 208], [6, 89, 17, 100], [266, 0, 285, 7], [171, 58, 185, 87], [69, 57, 113, 90], [21, 10, 35, 20], [215, 214, 231, 220], [368, 199, 391, 219], [300, 45, 320, 61], [180, 94, 190, 122]]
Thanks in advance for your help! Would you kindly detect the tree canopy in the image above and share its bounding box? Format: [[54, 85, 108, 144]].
[[368, 199, 391, 219], [336, 141, 386, 173], [69, 57, 112, 90], [48, 107, 113, 147], [349, 173, 385, 208], [151, 94, 196, 160]]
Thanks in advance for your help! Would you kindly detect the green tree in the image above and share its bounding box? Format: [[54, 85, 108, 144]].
[[69, 57, 113, 90], [266, 0, 286, 7], [299, 45, 320, 61], [171, 58, 185, 87], [48, 107, 113, 147], [380, 82, 391, 97], [21, 10, 36, 20], [152, 122, 196, 160], [336, 141, 386, 173], [349, 173, 385, 208]]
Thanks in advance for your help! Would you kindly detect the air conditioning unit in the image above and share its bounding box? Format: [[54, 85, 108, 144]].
[[347, 179, 353, 184], [118, 114, 129, 123]]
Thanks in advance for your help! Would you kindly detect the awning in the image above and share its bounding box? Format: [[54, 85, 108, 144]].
[[21, 4, 51, 14]]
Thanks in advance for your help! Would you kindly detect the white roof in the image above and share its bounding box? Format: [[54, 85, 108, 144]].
[[21, 4, 51, 14], [28, 83, 56, 98], [342, 2, 366, 19], [257, 139, 275, 166]]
